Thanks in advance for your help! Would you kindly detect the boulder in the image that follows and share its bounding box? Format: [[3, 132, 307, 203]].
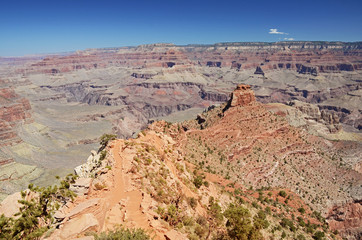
[[0, 192, 22, 217], [164, 229, 185, 240], [69, 177, 92, 196], [59, 213, 99, 239], [74, 151, 101, 177], [67, 198, 101, 219]]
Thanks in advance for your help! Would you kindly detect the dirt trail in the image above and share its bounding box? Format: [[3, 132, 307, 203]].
[[107, 140, 160, 239], [107, 141, 125, 208], [74, 140, 160, 239]]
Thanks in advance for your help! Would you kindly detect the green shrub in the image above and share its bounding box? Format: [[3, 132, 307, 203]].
[[100, 150, 107, 161], [280, 218, 296, 232], [265, 206, 271, 215], [298, 207, 306, 214], [313, 231, 325, 240], [296, 234, 306, 240], [224, 204, 253, 239], [208, 198, 223, 227], [252, 201, 260, 209], [193, 175, 204, 189], [253, 210, 269, 230], [187, 197, 197, 209], [99, 134, 117, 151], [279, 190, 287, 198], [297, 217, 306, 227], [195, 224, 207, 238], [196, 215, 207, 226], [93, 226, 150, 240], [182, 216, 194, 227]]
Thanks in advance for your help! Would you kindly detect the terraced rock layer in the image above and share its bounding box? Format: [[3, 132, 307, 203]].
[[0, 80, 32, 165]]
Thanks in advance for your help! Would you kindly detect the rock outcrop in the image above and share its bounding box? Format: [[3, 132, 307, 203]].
[[289, 100, 341, 133], [298, 64, 318, 76], [254, 66, 265, 76], [0, 87, 32, 147], [74, 150, 112, 178], [327, 200, 362, 240], [228, 84, 256, 107], [0, 83, 32, 165]]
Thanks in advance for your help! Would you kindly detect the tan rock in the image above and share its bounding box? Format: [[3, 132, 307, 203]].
[[0, 192, 22, 217], [67, 198, 100, 219], [59, 213, 99, 239], [164, 229, 186, 240], [70, 177, 92, 196], [71, 236, 95, 240]]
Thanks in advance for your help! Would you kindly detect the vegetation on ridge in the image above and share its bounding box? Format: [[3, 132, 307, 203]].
[[0, 174, 77, 240], [91, 226, 150, 240]]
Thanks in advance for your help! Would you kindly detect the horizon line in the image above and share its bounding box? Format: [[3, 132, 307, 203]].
[[1, 40, 361, 58]]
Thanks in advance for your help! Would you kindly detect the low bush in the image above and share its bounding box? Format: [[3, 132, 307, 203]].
[[92, 226, 150, 240], [0, 174, 77, 240]]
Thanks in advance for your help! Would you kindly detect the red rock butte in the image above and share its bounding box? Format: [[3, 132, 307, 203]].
[[229, 84, 256, 107]]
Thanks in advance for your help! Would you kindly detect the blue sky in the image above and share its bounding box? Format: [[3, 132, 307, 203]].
[[1, 0, 361, 56]]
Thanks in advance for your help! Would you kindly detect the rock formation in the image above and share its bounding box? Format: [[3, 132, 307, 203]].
[[288, 100, 341, 133], [228, 84, 256, 107], [0, 82, 32, 165], [327, 200, 362, 240], [254, 66, 265, 76]]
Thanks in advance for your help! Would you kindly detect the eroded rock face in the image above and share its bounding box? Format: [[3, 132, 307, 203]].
[[298, 64, 318, 76], [254, 66, 265, 76], [229, 84, 256, 107], [289, 100, 341, 133], [74, 149, 113, 178], [0, 82, 32, 165], [15, 42, 362, 75], [327, 200, 362, 240], [69, 178, 92, 196], [0, 87, 32, 147]]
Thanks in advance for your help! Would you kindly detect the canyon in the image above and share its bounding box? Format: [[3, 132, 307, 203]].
[[1, 84, 360, 239], [0, 41, 361, 238]]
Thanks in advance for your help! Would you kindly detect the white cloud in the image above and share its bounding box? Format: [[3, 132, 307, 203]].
[[284, 38, 295, 41], [269, 28, 288, 35]]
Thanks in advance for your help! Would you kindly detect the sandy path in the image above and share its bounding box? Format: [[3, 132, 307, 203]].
[[107, 141, 125, 207], [105, 140, 160, 239]]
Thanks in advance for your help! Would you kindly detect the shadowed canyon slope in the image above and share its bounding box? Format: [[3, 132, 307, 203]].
[[0, 41, 361, 212]]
